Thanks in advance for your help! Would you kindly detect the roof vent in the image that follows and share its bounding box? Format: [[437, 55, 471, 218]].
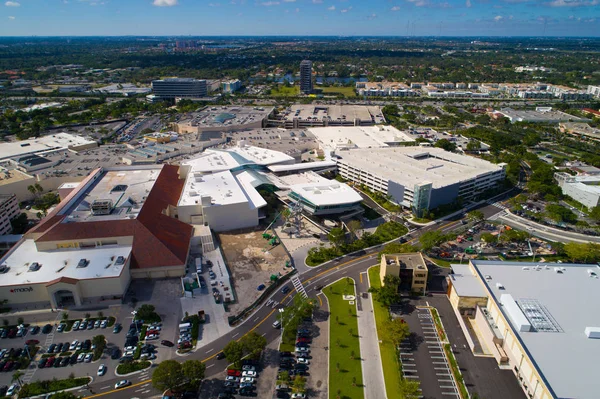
[[0, 265, 9, 274], [554, 267, 563, 274], [28, 262, 41, 272], [484, 275, 492, 280], [115, 256, 125, 265], [496, 282, 505, 290], [585, 327, 600, 339], [522, 267, 529, 270], [588, 269, 597, 277], [77, 259, 89, 268]]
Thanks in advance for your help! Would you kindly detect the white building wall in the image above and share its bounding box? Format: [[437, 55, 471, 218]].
[[561, 184, 600, 208], [203, 202, 258, 232]]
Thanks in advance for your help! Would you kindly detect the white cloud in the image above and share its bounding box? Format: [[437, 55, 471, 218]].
[[8, 15, 15, 19], [153, 0, 178, 6], [295, 7, 299, 12], [494, 15, 503, 20], [340, 5, 352, 12], [261, 1, 280, 5], [312, 0, 322, 3], [391, 5, 401, 10], [327, 5, 335, 10], [544, 0, 598, 6], [208, 2, 221, 5], [283, 0, 296, 2], [5, 1, 20, 6], [466, 0, 472, 7], [367, 13, 377, 19]]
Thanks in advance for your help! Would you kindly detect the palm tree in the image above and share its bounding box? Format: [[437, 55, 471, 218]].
[[12, 370, 24, 387], [62, 312, 69, 321]]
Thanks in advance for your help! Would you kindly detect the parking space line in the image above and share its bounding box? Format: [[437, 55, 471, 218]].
[[405, 375, 420, 379]]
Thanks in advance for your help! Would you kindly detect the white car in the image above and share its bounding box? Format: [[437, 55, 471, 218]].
[[240, 377, 255, 384], [242, 370, 257, 378], [84, 353, 93, 363], [225, 376, 239, 382], [242, 365, 256, 372], [114, 380, 131, 389], [69, 340, 78, 351], [6, 383, 19, 396], [291, 394, 306, 399], [297, 357, 309, 365], [146, 333, 159, 340], [295, 346, 309, 353], [97, 364, 107, 376], [100, 320, 108, 329], [77, 353, 85, 362]]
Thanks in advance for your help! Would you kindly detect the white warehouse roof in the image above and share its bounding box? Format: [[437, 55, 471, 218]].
[[309, 125, 414, 152]]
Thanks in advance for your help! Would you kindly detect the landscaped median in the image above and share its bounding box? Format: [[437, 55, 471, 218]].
[[16, 376, 91, 398], [368, 266, 420, 399], [324, 278, 364, 399], [116, 360, 151, 375]]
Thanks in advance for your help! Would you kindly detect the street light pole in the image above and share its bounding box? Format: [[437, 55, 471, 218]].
[[131, 310, 138, 335]]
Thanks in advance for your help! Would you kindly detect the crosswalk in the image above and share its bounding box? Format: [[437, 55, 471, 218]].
[[489, 200, 508, 210], [290, 275, 308, 299]]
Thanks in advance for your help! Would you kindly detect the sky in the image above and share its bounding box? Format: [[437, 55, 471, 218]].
[[0, 0, 599, 37]]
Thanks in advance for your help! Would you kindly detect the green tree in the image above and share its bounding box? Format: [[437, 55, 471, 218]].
[[369, 275, 401, 306], [240, 331, 267, 359], [434, 138, 457, 152], [136, 304, 161, 322], [380, 318, 410, 348], [480, 232, 498, 245], [223, 341, 244, 368], [151, 360, 184, 392], [292, 375, 306, 393], [378, 242, 419, 259], [588, 206, 600, 223], [466, 140, 481, 151], [467, 210, 484, 223], [182, 360, 206, 385], [419, 230, 446, 251], [12, 370, 24, 387], [545, 204, 577, 224], [328, 227, 346, 247], [564, 242, 600, 263], [62, 312, 69, 321]]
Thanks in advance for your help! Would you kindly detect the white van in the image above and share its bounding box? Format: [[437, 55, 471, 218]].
[[272, 320, 281, 329]]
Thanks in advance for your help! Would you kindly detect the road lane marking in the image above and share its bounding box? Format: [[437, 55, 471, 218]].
[[206, 348, 214, 353], [100, 386, 110, 390], [206, 364, 214, 368], [232, 333, 239, 338]]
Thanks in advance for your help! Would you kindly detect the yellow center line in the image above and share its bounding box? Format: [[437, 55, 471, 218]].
[[85, 379, 151, 398]]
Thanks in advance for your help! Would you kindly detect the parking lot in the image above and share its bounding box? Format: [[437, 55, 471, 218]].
[[399, 306, 460, 399]]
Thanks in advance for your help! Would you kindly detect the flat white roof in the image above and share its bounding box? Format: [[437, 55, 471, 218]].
[[179, 170, 249, 207], [182, 150, 241, 173], [181, 145, 294, 174], [268, 160, 336, 173], [233, 171, 268, 210], [228, 144, 294, 166], [0, 239, 130, 285], [0, 133, 97, 161], [448, 264, 487, 297], [287, 172, 362, 207], [65, 169, 161, 222], [336, 147, 504, 188], [309, 125, 414, 152], [471, 260, 600, 399]]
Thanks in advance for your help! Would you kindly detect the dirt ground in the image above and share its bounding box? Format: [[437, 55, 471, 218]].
[[218, 228, 292, 316]]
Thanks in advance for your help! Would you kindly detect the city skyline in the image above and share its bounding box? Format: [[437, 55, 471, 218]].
[[0, 0, 599, 37]]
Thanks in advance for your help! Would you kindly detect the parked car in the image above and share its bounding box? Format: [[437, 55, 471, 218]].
[[72, 321, 80, 330], [272, 320, 281, 329], [161, 340, 174, 347], [242, 370, 257, 378], [242, 365, 256, 372], [25, 339, 39, 346], [94, 320, 101, 329], [69, 340, 78, 351], [111, 348, 121, 360], [295, 346, 309, 353], [112, 323, 122, 333], [30, 326, 40, 335], [76, 353, 85, 363], [98, 364, 107, 376], [297, 358, 309, 365], [84, 353, 93, 363], [100, 319, 108, 329], [240, 377, 255, 384], [227, 369, 241, 377], [6, 383, 19, 396], [57, 324, 66, 333], [146, 333, 159, 340], [41, 324, 52, 334]]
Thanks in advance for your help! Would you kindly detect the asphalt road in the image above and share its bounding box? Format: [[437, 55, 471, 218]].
[[79, 216, 475, 398]]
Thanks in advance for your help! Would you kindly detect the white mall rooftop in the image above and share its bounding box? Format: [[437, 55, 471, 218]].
[[467, 260, 600, 399], [335, 147, 504, 188], [179, 170, 255, 207], [309, 125, 414, 152], [0, 133, 97, 161], [0, 239, 130, 285]]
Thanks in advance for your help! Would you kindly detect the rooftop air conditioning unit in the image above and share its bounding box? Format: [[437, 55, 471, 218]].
[[29, 262, 41, 272]]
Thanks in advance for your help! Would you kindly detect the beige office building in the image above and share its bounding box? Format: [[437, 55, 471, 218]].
[[380, 253, 428, 294]]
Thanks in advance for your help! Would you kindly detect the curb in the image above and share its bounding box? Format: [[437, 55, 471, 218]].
[[21, 376, 93, 399], [365, 266, 388, 399], [114, 361, 153, 377]]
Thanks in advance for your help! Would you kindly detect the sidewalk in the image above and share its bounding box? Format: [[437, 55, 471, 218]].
[[357, 293, 387, 399]]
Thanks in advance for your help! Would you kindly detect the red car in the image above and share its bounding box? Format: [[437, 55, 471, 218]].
[[227, 369, 242, 377], [25, 339, 39, 346], [46, 357, 55, 367], [146, 330, 159, 336], [178, 341, 192, 350], [296, 337, 311, 344], [2, 361, 12, 372]]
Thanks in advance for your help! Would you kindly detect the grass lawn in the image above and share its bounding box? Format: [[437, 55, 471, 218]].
[[320, 86, 357, 97], [324, 279, 364, 399], [271, 85, 300, 97], [368, 267, 405, 399], [279, 328, 297, 352]]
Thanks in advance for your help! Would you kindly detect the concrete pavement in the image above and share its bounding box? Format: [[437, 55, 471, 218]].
[[356, 279, 386, 399]]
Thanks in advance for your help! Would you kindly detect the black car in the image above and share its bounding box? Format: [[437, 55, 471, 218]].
[[0, 330, 7, 339], [0, 386, 7, 397], [242, 359, 257, 366], [278, 364, 293, 370], [111, 348, 121, 360], [216, 351, 226, 360], [83, 339, 91, 351], [161, 340, 174, 347], [281, 286, 291, 294], [239, 389, 256, 397], [279, 351, 293, 357], [294, 364, 309, 371], [223, 387, 237, 394], [60, 357, 70, 367], [276, 392, 290, 399], [37, 359, 46, 369], [223, 381, 237, 388], [47, 344, 56, 353], [41, 324, 52, 334], [30, 326, 40, 335], [126, 328, 137, 338], [69, 353, 78, 365], [53, 357, 62, 368]]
